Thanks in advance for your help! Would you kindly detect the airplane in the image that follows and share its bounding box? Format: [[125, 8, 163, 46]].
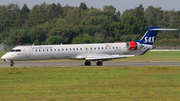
[[1, 26, 178, 66]]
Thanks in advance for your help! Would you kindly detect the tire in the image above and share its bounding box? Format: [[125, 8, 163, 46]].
[[85, 61, 91, 66], [10, 61, 14, 67], [97, 62, 103, 66]]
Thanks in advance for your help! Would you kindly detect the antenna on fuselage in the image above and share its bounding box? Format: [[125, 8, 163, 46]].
[[60, 43, 63, 45]]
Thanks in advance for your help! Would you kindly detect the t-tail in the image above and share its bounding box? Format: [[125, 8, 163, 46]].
[[136, 26, 178, 45]]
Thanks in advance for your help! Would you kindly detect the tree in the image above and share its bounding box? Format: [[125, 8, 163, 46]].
[[6, 29, 31, 45], [26, 3, 47, 27], [72, 34, 103, 44], [55, 3, 64, 18], [103, 5, 116, 14], [47, 3, 64, 20], [0, 5, 10, 41], [20, 4, 30, 26], [48, 36, 63, 44], [79, 2, 87, 10], [145, 6, 163, 27], [6, 33, 22, 46], [116, 10, 121, 17], [132, 5, 147, 35], [29, 25, 47, 45], [47, 3, 56, 20]]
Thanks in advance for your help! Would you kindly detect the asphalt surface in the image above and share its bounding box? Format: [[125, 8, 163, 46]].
[[0, 61, 180, 67]]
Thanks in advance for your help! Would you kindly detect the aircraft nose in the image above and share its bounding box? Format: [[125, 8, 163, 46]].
[[1, 54, 9, 60], [1, 54, 6, 60]]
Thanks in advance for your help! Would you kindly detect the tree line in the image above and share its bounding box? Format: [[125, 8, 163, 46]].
[[0, 3, 180, 47]]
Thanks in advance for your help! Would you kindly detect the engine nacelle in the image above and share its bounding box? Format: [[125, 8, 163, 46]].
[[126, 42, 143, 50]]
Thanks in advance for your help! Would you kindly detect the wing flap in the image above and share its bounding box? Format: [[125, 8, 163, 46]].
[[85, 55, 134, 60]]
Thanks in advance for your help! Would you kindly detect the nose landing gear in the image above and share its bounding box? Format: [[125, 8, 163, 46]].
[[10, 61, 14, 67]]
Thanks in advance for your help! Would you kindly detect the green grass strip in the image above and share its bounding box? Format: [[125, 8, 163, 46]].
[[0, 66, 180, 100]]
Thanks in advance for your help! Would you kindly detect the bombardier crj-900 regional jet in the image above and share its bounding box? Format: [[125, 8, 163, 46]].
[[1, 27, 178, 66]]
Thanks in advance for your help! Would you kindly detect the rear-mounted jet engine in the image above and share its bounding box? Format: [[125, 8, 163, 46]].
[[126, 42, 144, 50]]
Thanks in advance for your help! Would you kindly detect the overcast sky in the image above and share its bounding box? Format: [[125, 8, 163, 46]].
[[1, 0, 180, 13]]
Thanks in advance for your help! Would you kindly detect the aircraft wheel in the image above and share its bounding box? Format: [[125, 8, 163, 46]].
[[85, 61, 91, 66], [10, 61, 14, 67], [97, 62, 103, 66]]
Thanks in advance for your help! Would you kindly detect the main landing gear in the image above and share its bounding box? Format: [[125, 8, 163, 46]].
[[84, 60, 103, 66], [85, 61, 91, 66], [10, 61, 14, 67], [96, 61, 103, 66]]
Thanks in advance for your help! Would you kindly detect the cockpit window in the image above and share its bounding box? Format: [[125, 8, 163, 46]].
[[10, 49, 21, 52], [10, 50, 15, 52], [15, 49, 21, 52]]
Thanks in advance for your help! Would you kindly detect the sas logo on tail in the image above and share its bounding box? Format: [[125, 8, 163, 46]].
[[144, 37, 155, 43]]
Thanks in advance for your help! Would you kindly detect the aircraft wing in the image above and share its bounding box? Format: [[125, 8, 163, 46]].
[[85, 55, 135, 61]]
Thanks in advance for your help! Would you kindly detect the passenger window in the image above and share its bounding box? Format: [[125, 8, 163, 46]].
[[98, 47, 100, 50], [47, 49, 48, 51], [54, 49, 56, 51], [51, 49, 52, 51], [102, 47, 103, 49], [66, 48, 68, 51], [76, 48, 78, 50], [39, 49, 41, 52], [116, 47, 118, 49], [73, 48, 75, 50], [80, 48, 82, 50], [109, 47, 111, 49], [62, 49, 64, 51], [70, 48, 71, 51], [58, 49, 60, 51], [43, 49, 44, 52], [113, 47, 115, 49], [86, 48, 88, 50], [94, 47, 96, 50], [36, 50, 37, 52], [105, 47, 107, 49]]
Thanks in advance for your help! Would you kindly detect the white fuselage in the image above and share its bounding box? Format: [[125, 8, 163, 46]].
[[1, 43, 152, 61]]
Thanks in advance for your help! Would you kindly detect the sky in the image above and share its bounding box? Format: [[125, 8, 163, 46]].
[[1, 0, 180, 13]]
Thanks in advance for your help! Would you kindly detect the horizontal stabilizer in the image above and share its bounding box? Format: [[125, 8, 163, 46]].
[[150, 28, 178, 31], [85, 55, 134, 60]]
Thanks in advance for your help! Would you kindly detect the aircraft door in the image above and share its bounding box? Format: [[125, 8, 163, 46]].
[[24, 46, 31, 58]]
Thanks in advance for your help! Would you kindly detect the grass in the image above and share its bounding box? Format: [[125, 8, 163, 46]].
[[116, 51, 180, 61], [0, 66, 180, 100], [0, 51, 6, 58], [1, 51, 180, 62]]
